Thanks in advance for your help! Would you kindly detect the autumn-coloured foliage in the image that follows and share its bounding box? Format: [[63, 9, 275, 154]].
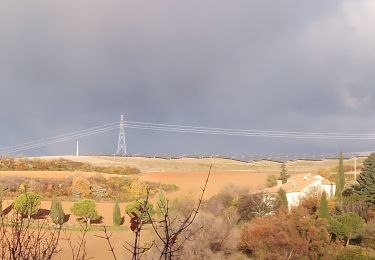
[[298, 187, 321, 214], [0, 157, 140, 175], [72, 177, 92, 197], [239, 208, 333, 259]]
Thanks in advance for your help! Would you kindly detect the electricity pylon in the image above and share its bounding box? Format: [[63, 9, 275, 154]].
[[116, 114, 127, 156]]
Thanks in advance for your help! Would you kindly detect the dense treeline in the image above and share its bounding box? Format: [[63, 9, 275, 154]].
[[0, 157, 140, 175]]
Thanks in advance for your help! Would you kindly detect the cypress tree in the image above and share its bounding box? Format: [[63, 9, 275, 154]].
[[335, 176, 342, 199], [335, 151, 345, 199], [338, 151, 345, 190], [356, 153, 375, 205], [113, 201, 121, 226], [50, 197, 65, 226], [318, 191, 330, 219], [279, 163, 290, 184], [156, 188, 167, 217], [277, 189, 288, 208]]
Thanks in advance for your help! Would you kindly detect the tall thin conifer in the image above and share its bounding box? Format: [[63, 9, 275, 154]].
[[113, 201, 121, 226], [50, 197, 65, 226], [318, 191, 329, 219]]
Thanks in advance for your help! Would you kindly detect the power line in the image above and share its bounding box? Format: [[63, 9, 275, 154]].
[[125, 120, 375, 138], [124, 122, 375, 140], [3, 119, 375, 155], [0, 124, 119, 155], [0, 121, 119, 152]]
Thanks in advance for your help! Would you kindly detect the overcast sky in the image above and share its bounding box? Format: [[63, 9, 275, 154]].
[[1, 1, 375, 157]]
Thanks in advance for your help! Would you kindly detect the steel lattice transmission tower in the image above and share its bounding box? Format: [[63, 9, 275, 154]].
[[116, 114, 127, 156]]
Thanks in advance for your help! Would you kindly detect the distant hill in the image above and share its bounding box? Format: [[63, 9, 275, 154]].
[[35, 155, 365, 177]]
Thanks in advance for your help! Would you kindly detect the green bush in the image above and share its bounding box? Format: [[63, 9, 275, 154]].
[[125, 199, 154, 223], [336, 246, 369, 260], [330, 212, 364, 246], [71, 199, 100, 225], [14, 192, 42, 218]]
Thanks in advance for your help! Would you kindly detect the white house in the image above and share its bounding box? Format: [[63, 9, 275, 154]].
[[265, 173, 336, 210]]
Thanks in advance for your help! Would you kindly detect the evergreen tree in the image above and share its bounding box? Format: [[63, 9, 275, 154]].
[[338, 152, 345, 187], [335, 180, 342, 199], [14, 192, 42, 219], [277, 189, 288, 208], [279, 163, 290, 184], [336, 151, 345, 199], [318, 191, 330, 219], [355, 153, 375, 205], [329, 212, 364, 246], [125, 199, 154, 223], [71, 199, 100, 225], [113, 201, 121, 226], [156, 188, 167, 217], [50, 197, 65, 226]]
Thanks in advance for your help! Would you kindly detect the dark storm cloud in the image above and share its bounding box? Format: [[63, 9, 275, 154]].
[[1, 1, 375, 156]]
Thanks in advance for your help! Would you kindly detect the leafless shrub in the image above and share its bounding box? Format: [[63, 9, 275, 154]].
[[180, 209, 240, 260], [170, 195, 196, 219], [124, 190, 153, 260], [98, 165, 212, 260], [94, 226, 117, 260], [63, 223, 90, 260], [202, 184, 248, 217], [237, 192, 277, 222], [147, 165, 211, 259], [0, 210, 61, 259]]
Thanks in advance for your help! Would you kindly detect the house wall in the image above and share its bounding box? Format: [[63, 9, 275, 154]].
[[286, 192, 301, 209], [321, 184, 336, 198], [286, 180, 336, 210]]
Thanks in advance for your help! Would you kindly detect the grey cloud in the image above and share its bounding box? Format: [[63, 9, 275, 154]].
[[0, 1, 374, 156]]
